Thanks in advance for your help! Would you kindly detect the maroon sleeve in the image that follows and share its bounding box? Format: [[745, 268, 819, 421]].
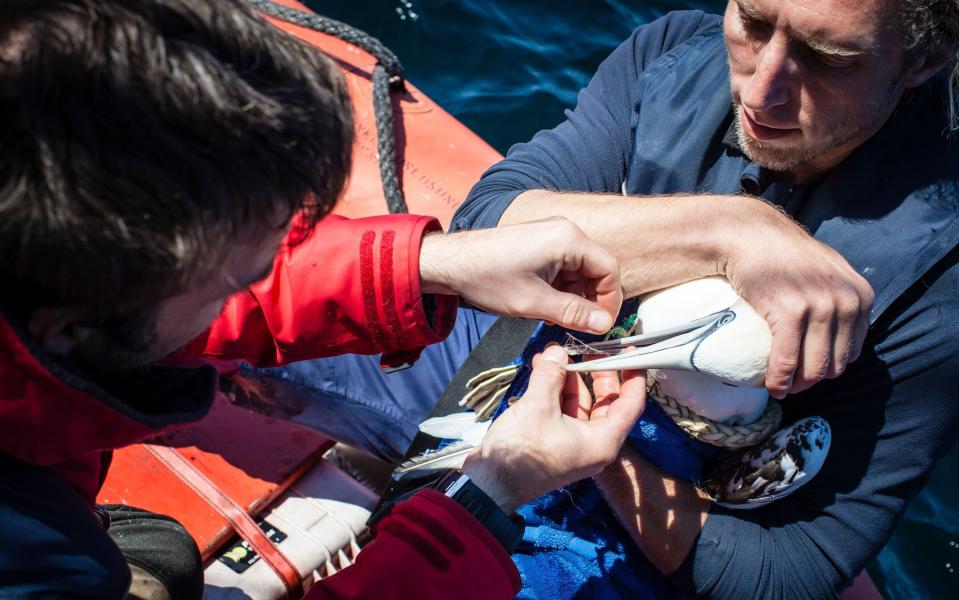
[[197, 214, 458, 368], [305, 490, 521, 599]]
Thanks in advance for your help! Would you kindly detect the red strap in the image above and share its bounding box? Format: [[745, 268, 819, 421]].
[[146, 444, 303, 598]]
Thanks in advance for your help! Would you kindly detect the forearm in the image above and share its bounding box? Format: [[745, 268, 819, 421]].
[[501, 190, 782, 298], [419, 232, 469, 296], [595, 444, 710, 574]]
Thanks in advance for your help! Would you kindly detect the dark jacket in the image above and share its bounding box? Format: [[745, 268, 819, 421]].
[[454, 11, 959, 599]]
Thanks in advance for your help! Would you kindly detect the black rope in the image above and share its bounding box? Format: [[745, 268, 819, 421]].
[[248, 0, 409, 214]]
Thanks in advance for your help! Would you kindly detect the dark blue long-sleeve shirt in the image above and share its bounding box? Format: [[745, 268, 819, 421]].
[[453, 11, 959, 599]]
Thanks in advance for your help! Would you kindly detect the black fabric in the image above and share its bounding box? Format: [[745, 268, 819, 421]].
[[0, 454, 130, 598], [0, 305, 216, 429], [104, 505, 203, 600]]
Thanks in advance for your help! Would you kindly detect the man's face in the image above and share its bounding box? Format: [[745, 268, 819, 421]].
[[724, 0, 909, 177], [68, 226, 288, 374], [150, 227, 289, 360]]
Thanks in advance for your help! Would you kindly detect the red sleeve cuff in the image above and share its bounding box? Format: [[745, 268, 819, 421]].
[[306, 487, 520, 600], [374, 489, 522, 594], [380, 216, 458, 369], [414, 489, 522, 591]]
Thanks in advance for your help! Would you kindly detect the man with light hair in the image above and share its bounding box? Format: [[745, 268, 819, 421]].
[[450, 0, 959, 597]]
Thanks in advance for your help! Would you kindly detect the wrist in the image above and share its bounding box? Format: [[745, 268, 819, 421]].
[[712, 195, 805, 280], [419, 233, 458, 296], [462, 457, 523, 514], [429, 470, 525, 553], [698, 195, 766, 279]]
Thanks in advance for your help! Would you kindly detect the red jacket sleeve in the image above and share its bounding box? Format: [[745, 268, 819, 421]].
[[305, 489, 521, 599], [198, 214, 458, 368]]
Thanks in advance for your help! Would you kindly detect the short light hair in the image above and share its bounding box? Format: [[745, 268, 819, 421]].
[[899, 0, 959, 129]]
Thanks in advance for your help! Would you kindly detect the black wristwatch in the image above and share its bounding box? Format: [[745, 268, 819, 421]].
[[429, 470, 525, 553]]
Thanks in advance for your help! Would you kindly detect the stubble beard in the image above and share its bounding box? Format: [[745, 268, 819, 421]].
[[733, 82, 902, 173]]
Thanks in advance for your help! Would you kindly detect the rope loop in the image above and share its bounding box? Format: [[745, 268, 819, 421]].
[[248, 0, 408, 213], [248, 0, 405, 86], [649, 381, 783, 448]]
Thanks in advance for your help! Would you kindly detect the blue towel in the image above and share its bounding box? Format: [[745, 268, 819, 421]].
[[497, 316, 717, 598], [513, 481, 684, 600]]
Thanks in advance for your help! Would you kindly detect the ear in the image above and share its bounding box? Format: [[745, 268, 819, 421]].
[[27, 307, 96, 357], [902, 51, 952, 89]]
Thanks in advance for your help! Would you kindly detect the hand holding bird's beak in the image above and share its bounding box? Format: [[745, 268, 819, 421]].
[[462, 345, 645, 513]]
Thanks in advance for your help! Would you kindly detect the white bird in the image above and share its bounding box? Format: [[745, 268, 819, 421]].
[[400, 278, 831, 508], [564, 277, 831, 508]]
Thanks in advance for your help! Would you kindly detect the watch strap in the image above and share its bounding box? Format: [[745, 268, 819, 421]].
[[430, 470, 525, 553]]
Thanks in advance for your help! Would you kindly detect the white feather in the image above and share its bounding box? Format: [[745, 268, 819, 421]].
[[418, 413, 491, 445], [393, 441, 476, 480]]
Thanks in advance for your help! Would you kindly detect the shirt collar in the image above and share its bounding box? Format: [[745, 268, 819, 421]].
[[722, 117, 742, 152], [722, 116, 770, 196], [720, 111, 810, 213]]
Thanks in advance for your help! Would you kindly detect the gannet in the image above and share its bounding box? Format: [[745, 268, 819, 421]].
[[565, 276, 831, 508]]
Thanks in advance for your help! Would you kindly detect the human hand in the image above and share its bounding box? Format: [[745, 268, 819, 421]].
[[461, 345, 646, 513], [720, 199, 874, 399], [420, 218, 622, 334]]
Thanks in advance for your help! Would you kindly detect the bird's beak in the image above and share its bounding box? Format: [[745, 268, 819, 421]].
[[563, 309, 735, 373]]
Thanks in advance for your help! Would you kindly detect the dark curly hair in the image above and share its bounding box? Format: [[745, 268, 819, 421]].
[[899, 0, 959, 128], [0, 0, 353, 320]]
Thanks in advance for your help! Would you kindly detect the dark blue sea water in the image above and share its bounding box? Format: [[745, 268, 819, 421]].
[[308, 1, 958, 598]]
